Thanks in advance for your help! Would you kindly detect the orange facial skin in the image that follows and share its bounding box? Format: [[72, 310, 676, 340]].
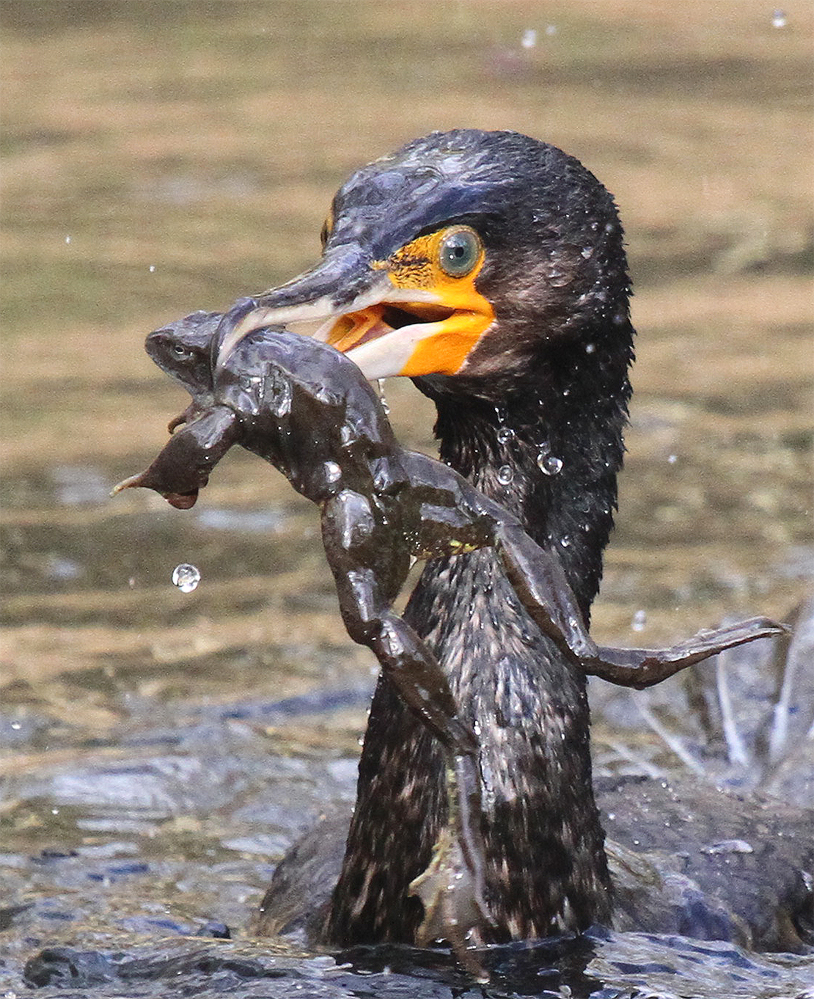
[[325, 226, 495, 377]]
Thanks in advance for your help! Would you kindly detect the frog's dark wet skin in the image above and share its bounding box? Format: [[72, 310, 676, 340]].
[[114, 312, 786, 973]]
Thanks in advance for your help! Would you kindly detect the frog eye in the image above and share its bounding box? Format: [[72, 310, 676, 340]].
[[172, 344, 192, 359], [437, 226, 482, 277]]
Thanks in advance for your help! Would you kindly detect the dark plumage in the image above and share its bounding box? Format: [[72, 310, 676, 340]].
[[212, 130, 813, 951], [323, 133, 630, 945]]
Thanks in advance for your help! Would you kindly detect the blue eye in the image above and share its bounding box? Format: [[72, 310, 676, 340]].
[[438, 226, 482, 277]]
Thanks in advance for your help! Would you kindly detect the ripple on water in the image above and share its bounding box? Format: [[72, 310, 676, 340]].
[[8, 931, 814, 998]]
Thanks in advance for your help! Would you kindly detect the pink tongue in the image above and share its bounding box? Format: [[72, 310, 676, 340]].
[[165, 490, 199, 510]]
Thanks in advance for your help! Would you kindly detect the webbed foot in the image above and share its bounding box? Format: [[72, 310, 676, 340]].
[[409, 826, 491, 982], [588, 617, 789, 689], [408, 754, 493, 982]]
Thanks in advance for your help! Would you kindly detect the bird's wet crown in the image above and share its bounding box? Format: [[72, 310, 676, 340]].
[[329, 130, 616, 263], [216, 130, 630, 382]]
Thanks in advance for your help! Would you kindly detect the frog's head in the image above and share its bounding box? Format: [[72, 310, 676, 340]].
[[146, 311, 221, 409]]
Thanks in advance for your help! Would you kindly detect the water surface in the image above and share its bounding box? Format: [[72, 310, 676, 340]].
[[1, 3, 812, 997]]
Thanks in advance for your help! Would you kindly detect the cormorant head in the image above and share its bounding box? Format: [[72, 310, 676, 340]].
[[217, 129, 632, 396]]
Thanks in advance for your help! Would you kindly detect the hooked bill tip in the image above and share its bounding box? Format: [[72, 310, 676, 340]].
[[216, 307, 276, 370]]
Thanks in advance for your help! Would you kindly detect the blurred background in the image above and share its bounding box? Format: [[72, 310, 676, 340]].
[[1, 2, 812, 995]]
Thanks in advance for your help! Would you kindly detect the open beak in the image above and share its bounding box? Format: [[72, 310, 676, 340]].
[[216, 246, 494, 380]]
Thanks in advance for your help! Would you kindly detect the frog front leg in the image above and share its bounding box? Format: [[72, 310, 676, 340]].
[[494, 521, 786, 688], [321, 491, 494, 967], [332, 565, 494, 968], [408, 753, 492, 983]]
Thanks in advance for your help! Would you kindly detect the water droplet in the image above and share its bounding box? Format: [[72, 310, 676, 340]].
[[172, 563, 201, 593], [64, 235, 71, 245], [560, 535, 571, 548], [148, 264, 156, 273], [375, 378, 390, 415], [538, 453, 563, 476], [585, 342, 596, 354], [771, 9, 787, 28], [324, 460, 342, 484], [10, 721, 21, 731], [667, 454, 678, 465], [497, 426, 515, 444], [548, 265, 569, 287], [265, 369, 292, 417], [562, 388, 570, 397], [497, 465, 513, 485], [580, 246, 593, 259], [51, 808, 59, 815], [631, 609, 647, 632], [521, 28, 537, 48], [128, 576, 136, 589]]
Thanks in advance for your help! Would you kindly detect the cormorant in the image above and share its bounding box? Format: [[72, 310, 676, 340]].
[[214, 130, 814, 952]]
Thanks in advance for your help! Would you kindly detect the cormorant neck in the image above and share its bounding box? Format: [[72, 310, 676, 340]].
[[330, 316, 633, 945], [415, 319, 633, 621]]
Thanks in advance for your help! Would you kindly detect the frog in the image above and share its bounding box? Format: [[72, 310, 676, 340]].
[[113, 304, 784, 972]]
